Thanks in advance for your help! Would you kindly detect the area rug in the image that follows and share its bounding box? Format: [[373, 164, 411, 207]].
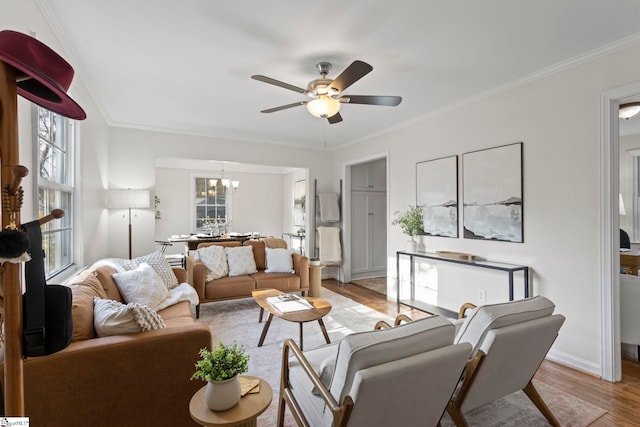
[[439, 380, 607, 426], [196, 287, 394, 426], [196, 288, 607, 426]]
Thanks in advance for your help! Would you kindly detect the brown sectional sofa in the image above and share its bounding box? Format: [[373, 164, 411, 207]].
[[0, 263, 212, 427], [187, 238, 309, 317]]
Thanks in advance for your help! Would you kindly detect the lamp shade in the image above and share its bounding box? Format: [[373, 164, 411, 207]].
[[108, 189, 150, 209], [306, 95, 341, 118]]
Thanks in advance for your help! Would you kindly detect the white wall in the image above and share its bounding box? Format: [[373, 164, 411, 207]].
[[332, 40, 640, 375], [5, 0, 111, 268]]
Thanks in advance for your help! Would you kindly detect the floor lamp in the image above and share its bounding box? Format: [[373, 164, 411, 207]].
[[108, 189, 150, 259]]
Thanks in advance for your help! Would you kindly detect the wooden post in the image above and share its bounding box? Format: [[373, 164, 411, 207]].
[[0, 59, 25, 415]]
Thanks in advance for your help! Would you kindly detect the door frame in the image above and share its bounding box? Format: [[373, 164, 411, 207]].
[[342, 151, 389, 284], [600, 81, 640, 381]]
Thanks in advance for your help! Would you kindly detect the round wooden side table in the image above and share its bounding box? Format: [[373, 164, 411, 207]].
[[308, 264, 325, 297], [189, 376, 273, 427]]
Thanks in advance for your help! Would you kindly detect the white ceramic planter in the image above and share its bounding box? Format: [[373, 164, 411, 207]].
[[205, 375, 242, 411], [406, 239, 417, 252]]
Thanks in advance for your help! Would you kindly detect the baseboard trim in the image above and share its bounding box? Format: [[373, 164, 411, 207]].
[[546, 348, 602, 378]]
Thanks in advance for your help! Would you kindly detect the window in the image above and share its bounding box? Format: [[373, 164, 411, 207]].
[[35, 106, 74, 278], [193, 176, 232, 234]]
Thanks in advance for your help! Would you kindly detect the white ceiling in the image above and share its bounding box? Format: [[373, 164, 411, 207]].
[[37, 0, 640, 150]]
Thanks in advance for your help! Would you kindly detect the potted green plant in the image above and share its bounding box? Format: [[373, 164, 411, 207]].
[[392, 205, 424, 251], [192, 341, 250, 411]]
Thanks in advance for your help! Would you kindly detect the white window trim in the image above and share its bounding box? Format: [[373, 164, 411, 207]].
[[32, 106, 76, 279], [189, 173, 233, 233]]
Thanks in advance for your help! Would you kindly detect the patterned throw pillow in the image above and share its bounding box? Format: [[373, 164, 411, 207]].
[[112, 263, 169, 309], [121, 251, 179, 289], [224, 246, 257, 277], [93, 297, 165, 337], [198, 245, 229, 280], [265, 247, 294, 273]]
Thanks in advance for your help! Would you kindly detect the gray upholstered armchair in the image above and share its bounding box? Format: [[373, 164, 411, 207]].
[[277, 315, 472, 427], [447, 296, 565, 427]]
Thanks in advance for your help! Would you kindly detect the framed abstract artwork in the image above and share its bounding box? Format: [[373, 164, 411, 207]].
[[293, 179, 306, 227], [416, 155, 459, 238], [462, 142, 523, 243]]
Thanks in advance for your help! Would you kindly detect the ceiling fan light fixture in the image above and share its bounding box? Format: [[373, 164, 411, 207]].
[[306, 95, 340, 118], [620, 102, 640, 120]]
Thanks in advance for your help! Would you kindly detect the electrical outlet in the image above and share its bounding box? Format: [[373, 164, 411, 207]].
[[478, 289, 486, 303]]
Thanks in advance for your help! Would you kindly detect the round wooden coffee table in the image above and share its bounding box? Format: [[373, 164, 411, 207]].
[[252, 288, 332, 351], [189, 376, 272, 427]]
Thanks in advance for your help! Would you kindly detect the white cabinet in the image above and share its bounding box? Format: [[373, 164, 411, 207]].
[[351, 158, 386, 191], [351, 158, 387, 279]]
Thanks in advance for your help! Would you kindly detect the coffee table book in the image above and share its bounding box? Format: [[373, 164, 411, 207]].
[[266, 294, 313, 313]]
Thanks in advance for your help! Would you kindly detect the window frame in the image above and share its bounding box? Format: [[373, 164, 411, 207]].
[[190, 173, 234, 234], [33, 105, 76, 279]]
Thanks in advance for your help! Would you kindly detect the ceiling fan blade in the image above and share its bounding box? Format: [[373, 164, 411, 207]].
[[340, 95, 402, 106], [329, 60, 373, 93], [261, 101, 307, 113], [251, 75, 307, 94], [328, 112, 343, 124]]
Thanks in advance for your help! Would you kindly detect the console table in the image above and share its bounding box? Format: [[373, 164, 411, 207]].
[[396, 251, 530, 317]]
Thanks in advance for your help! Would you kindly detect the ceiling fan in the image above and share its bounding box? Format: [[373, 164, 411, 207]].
[[251, 60, 402, 124]]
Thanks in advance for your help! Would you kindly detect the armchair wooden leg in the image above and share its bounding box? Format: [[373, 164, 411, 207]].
[[195, 304, 200, 319], [523, 381, 561, 427], [446, 402, 469, 427]]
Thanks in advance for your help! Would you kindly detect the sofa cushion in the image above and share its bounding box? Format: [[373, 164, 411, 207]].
[[265, 247, 294, 273], [329, 315, 455, 401], [204, 275, 256, 299], [93, 297, 166, 337], [157, 300, 194, 321], [112, 263, 169, 310], [225, 246, 257, 276], [94, 265, 124, 302], [243, 240, 266, 270], [66, 270, 108, 341], [455, 296, 555, 354], [263, 238, 288, 249], [251, 272, 300, 291], [121, 251, 179, 289], [198, 244, 228, 280]]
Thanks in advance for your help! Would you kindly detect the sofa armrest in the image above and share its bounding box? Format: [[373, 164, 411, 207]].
[[172, 266, 186, 283], [187, 255, 207, 300], [293, 253, 309, 291], [2, 323, 212, 427]]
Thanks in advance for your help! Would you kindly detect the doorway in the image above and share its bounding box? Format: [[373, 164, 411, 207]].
[[342, 153, 389, 294], [601, 82, 640, 382]]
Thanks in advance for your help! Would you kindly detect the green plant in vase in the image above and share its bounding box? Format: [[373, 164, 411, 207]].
[[192, 341, 250, 411], [392, 205, 424, 251]]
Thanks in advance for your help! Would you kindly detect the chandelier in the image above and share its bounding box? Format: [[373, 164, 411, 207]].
[[208, 162, 239, 194]]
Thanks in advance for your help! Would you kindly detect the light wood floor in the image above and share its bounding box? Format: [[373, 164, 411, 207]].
[[323, 279, 640, 426]]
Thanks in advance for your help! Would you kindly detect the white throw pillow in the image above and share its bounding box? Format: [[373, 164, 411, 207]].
[[224, 246, 257, 277], [198, 245, 229, 280], [121, 251, 179, 289], [112, 263, 169, 309], [265, 247, 294, 273], [93, 297, 165, 337]]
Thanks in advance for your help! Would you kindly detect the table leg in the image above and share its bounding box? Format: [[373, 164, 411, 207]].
[[318, 318, 331, 344], [258, 313, 273, 347], [299, 323, 304, 351], [258, 307, 264, 323]]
